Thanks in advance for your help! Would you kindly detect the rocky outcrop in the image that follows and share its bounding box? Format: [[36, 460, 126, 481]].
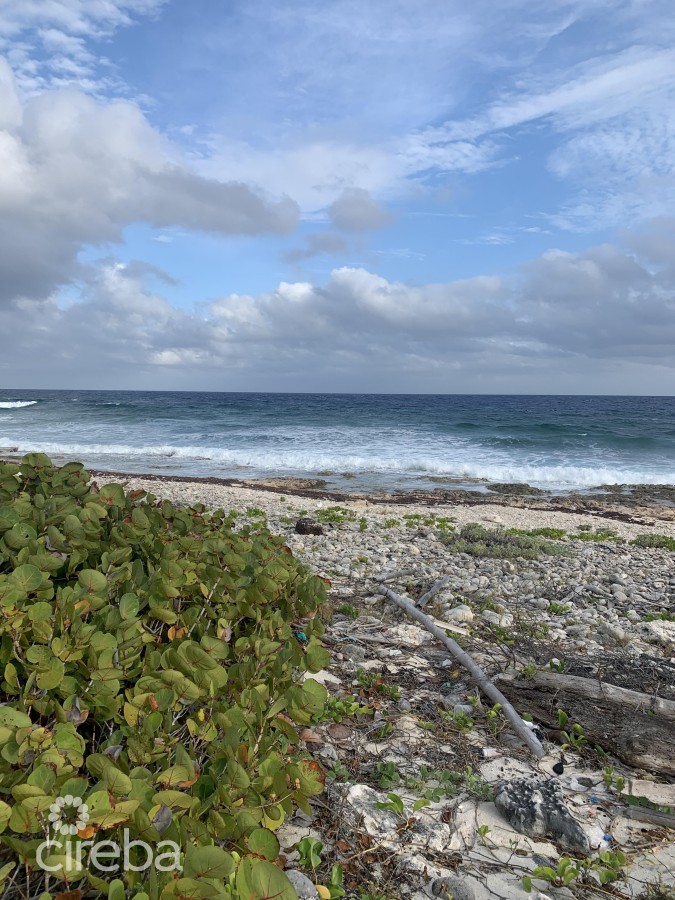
[[494, 776, 590, 853]]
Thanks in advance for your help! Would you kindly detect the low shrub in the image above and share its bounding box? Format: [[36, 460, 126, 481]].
[[0, 454, 329, 898], [441, 523, 569, 560], [631, 533, 675, 551]]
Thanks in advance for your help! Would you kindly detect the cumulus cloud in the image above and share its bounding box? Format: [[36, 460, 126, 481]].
[[0, 58, 298, 307], [328, 188, 394, 232], [2, 229, 674, 392]]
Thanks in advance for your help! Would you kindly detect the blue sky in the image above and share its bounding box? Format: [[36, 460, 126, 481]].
[[0, 0, 674, 392]]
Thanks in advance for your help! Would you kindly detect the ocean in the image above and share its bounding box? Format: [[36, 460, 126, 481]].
[[1, 391, 674, 493]]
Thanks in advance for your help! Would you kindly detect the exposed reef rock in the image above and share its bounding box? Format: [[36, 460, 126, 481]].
[[494, 776, 590, 853], [295, 517, 325, 535]]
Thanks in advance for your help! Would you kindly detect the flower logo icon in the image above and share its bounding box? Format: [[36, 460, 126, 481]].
[[48, 795, 90, 836]]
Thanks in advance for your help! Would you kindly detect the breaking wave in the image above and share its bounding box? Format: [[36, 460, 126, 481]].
[[2, 439, 674, 488], [0, 400, 38, 409]]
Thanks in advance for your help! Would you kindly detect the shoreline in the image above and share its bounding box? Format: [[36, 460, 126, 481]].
[[89, 467, 675, 540]]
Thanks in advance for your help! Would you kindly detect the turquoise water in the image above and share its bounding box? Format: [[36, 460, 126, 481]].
[[1, 391, 674, 492]]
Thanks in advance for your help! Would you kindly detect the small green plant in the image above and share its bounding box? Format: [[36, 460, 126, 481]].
[[442, 708, 475, 732], [477, 824, 492, 845], [575, 526, 621, 542], [520, 661, 538, 679], [373, 761, 401, 789], [522, 849, 626, 893], [295, 835, 324, 870], [373, 721, 394, 740], [644, 611, 675, 622], [631, 533, 675, 551], [486, 702, 505, 735], [594, 849, 626, 885], [509, 526, 566, 539], [326, 863, 347, 898], [326, 760, 352, 782], [316, 506, 356, 524], [375, 791, 429, 820], [244, 505, 266, 518], [356, 668, 401, 700], [602, 766, 626, 793], [463, 767, 494, 801], [317, 694, 373, 723], [376, 792, 405, 817], [405, 767, 461, 802], [522, 857, 587, 892], [382, 518, 400, 529], [548, 601, 570, 615], [359, 517, 368, 532], [558, 709, 587, 748], [336, 603, 360, 619]]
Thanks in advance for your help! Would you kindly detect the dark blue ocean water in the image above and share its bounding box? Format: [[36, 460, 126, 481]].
[[1, 391, 674, 492]]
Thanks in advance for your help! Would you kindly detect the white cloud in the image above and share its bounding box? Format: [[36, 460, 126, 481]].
[[2, 229, 673, 391], [0, 59, 298, 307], [0, 0, 167, 95]]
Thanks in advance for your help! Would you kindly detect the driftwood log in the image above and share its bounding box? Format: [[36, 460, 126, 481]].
[[377, 585, 545, 759], [498, 672, 675, 775]]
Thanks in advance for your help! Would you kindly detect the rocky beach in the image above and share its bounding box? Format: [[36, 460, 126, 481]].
[[92, 470, 675, 900]]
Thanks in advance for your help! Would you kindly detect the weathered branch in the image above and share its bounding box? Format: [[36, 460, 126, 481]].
[[417, 576, 451, 609], [506, 671, 675, 721], [498, 673, 675, 774], [376, 585, 545, 759], [373, 568, 419, 584]]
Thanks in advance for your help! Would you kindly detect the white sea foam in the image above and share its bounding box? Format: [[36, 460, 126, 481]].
[[2, 439, 673, 488], [0, 400, 38, 409]]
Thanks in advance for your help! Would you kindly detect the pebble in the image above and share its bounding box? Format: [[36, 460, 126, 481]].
[[285, 870, 320, 899]]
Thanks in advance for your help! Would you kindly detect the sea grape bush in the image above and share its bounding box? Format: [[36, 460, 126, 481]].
[[0, 454, 330, 899]]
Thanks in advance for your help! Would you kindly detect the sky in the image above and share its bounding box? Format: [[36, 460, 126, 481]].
[[0, 0, 674, 393]]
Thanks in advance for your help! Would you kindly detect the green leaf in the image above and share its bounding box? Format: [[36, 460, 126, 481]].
[[98, 483, 126, 505], [0, 708, 32, 728], [235, 858, 297, 900], [10, 564, 42, 593], [108, 879, 126, 900], [101, 766, 132, 796], [295, 835, 323, 869], [36, 658, 65, 690], [0, 800, 11, 833], [247, 827, 280, 861], [305, 641, 330, 673], [78, 569, 108, 593], [119, 592, 139, 619], [183, 845, 235, 879], [4, 522, 37, 550], [0, 507, 19, 533]]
